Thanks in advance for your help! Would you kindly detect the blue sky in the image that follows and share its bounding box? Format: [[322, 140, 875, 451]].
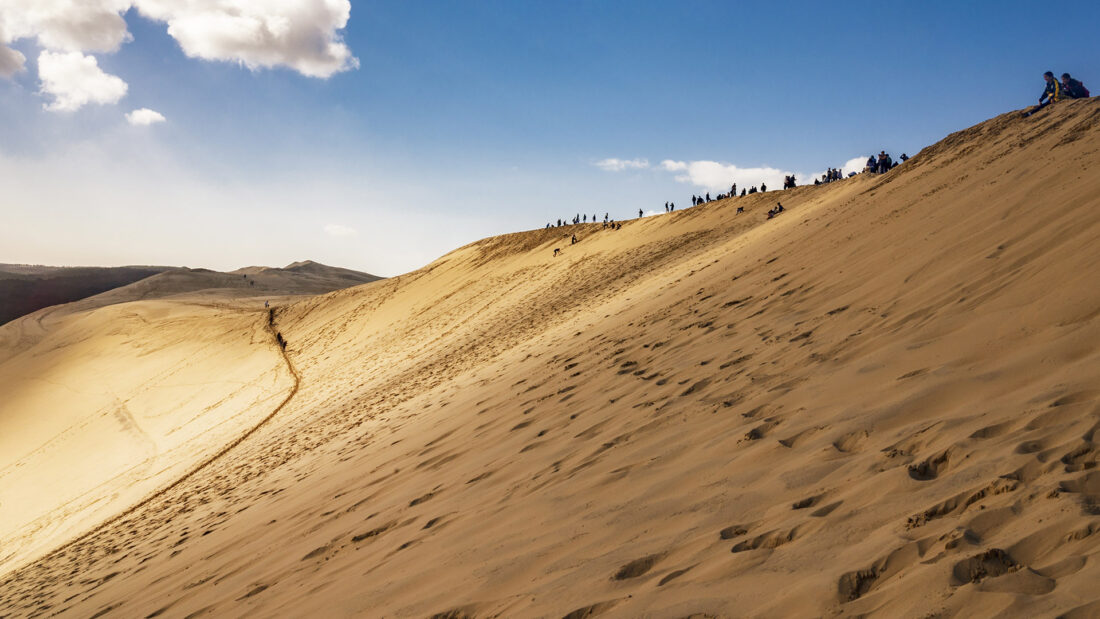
[[1, 1, 1097, 276]]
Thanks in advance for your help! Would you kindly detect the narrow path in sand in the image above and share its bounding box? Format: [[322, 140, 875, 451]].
[[37, 307, 302, 563]]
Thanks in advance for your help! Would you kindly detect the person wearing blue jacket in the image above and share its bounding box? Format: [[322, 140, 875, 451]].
[[1024, 71, 1064, 117]]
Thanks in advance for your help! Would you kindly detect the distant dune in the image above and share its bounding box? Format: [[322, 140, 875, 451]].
[[2, 100, 1100, 617], [0, 265, 170, 326]]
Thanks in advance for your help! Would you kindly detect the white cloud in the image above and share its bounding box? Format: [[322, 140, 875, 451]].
[[324, 223, 356, 237], [659, 159, 790, 193], [594, 158, 649, 172], [0, 0, 133, 53], [37, 50, 127, 111], [843, 156, 870, 176], [126, 107, 165, 125], [133, 0, 358, 78], [0, 1, 358, 106]]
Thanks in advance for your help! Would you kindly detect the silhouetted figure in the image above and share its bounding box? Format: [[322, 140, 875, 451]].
[[571, 234, 577, 244], [760, 183, 766, 192], [670, 202, 674, 211], [899, 153, 909, 162], [740, 188, 746, 197], [731, 183, 737, 196], [736, 206, 744, 214], [705, 192, 711, 202], [638, 208, 643, 218]]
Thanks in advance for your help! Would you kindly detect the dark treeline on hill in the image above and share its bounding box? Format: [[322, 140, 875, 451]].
[[0, 265, 170, 325]]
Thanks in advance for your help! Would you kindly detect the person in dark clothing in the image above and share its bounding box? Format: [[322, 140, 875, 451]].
[[1061, 73, 1089, 99], [899, 153, 909, 162], [638, 208, 643, 218], [760, 183, 767, 192], [571, 234, 577, 244], [1025, 71, 1065, 116]]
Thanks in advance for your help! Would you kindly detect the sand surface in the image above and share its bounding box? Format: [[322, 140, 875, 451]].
[[2, 100, 1100, 617]]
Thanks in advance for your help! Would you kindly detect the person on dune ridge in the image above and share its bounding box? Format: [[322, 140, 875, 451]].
[[1024, 71, 1064, 117]]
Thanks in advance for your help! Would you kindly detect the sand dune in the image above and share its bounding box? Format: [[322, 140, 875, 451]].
[[2, 100, 1100, 617], [0, 265, 170, 326]]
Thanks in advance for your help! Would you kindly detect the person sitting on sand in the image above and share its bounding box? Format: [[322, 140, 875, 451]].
[[1061, 73, 1090, 99], [736, 206, 744, 214], [571, 234, 577, 244], [1024, 71, 1064, 116], [553, 248, 561, 256]]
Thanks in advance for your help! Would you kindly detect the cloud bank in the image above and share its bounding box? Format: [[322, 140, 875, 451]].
[[0, 0, 358, 111]]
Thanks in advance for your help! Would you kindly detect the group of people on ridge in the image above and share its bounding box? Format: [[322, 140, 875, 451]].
[[1025, 71, 1090, 116]]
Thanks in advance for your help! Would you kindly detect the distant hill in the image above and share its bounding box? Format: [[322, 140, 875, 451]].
[[0, 261, 382, 326], [0, 265, 171, 326]]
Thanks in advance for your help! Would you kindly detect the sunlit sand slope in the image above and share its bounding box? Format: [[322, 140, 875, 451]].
[[0, 301, 294, 576], [2, 99, 1099, 617]]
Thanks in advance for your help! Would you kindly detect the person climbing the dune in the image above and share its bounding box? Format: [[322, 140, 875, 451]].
[[1024, 71, 1064, 116]]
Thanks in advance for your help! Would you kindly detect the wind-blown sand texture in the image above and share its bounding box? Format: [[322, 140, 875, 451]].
[[2, 100, 1100, 617]]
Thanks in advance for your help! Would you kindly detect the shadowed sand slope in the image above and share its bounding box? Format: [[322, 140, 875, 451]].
[[0, 265, 170, 326], [2, 100, 1100, 617]]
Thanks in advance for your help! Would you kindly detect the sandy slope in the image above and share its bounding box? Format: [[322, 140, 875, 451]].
[[2, 100, 1100, 618]]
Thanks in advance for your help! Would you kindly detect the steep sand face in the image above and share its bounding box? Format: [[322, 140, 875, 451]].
[[2, 100, 1100, 617], [0, 301, 294, 576]]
